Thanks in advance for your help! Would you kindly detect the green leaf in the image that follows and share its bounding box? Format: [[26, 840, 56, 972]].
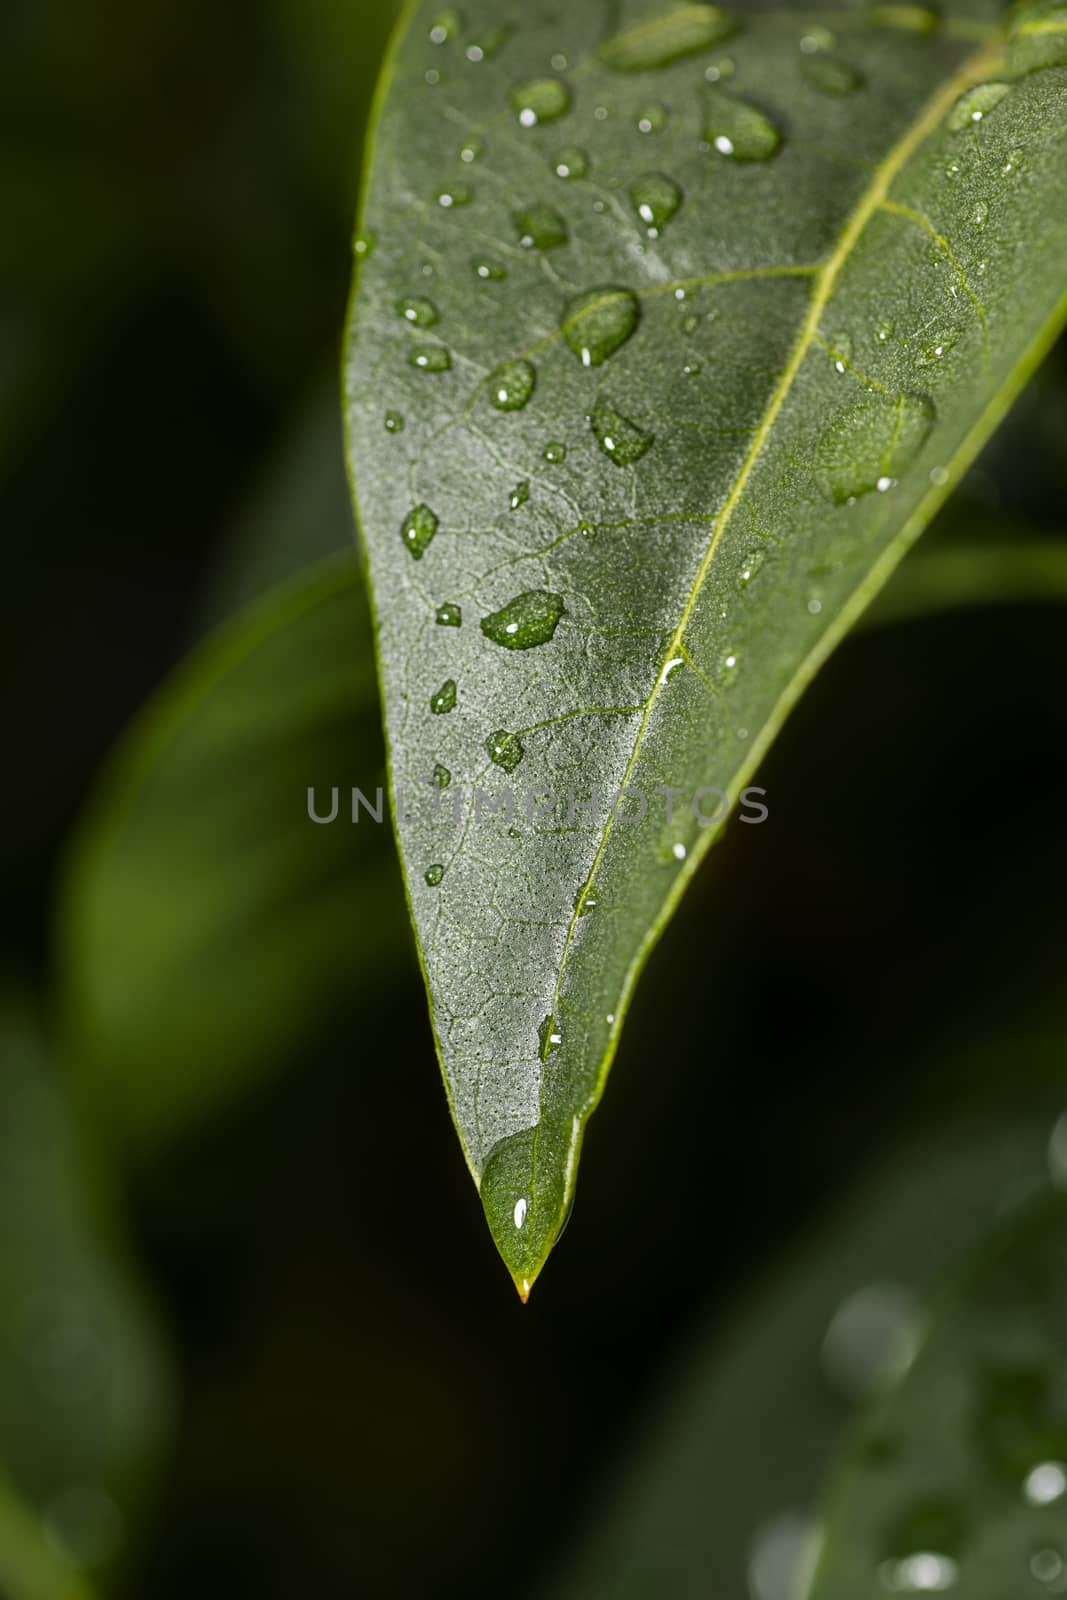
[[0, 999, 169, 1593], [810, 1186, 1067, 1599], [344, 0, 1067, 1293], [549, 1048, 1066, 1597], [59, 558, 406, 1154]]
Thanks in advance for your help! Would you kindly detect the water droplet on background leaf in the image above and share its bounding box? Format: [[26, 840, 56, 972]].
[[435, 602, 462, 627], [553, 146, 589, 178], [815, 392, 936, 504], [396, 296, 439, 327], [473, 256, 508, 280], [384, 410, 405, 433], [630, 172, 683, 234], [598, 3, 738, 71], [562, 287, 641, 366], [704, 86, 782, 159], [590, 399, 654, 464], [511, 78, 572, 126], [489, 358, 536, 411], [543, 440, 567, 462], [801, 51, 864, 95], [515, 204, 569, 250]]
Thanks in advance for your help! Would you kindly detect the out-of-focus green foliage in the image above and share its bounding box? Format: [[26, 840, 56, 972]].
[[0, 1001, 169, 1595], [59, 557, 406, 1155]]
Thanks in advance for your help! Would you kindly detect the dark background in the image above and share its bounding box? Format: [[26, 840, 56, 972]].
[[2, 2, 1066, 1594]]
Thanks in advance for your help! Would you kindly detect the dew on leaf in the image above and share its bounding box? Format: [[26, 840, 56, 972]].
[[353, 231, 376, 258], [801, 52, 865, 95], [739, 552, 762, 586], [432, 763, 452, 788], [509, 481, 530, 511], [424, 863, 445, 887], [486, 729, 525, 772], [972, 199, 989, 229], [1031, 1548, 1067, 1588], [515, 204, 569, 249], [429, 10, 461, 43], [683, 360, 702, 376], [683, 313, 701, 335], [553, 146, 589, 178], [703, 88, 782, 159], [395, 296, 439, 327], [512, 78, 571, 126], [467, 25, 512, 61], [458, 138, 484, 163], [473, 256, 507, 280], [590, 399, 654, 464], [384, 410, 405, 433], [636, 103, 668, 133], [815, 392, 936, 504], [436, 184, 472, 207], [480, 590, 565, 650], [489, 358, 536, 411], [538, 1015, 562, 1056], [431, 679, 457, 715], [435, 601, 462, 627], [947, 81, 1012, 130], [543, 440, 567, 462], [630, 172, 682, 234], [402, 503, 438, 559], [598, 4, 738, 71], [409, 345, 452, 372], [562, 287, 641, 366], [573, 883, 599, 915]]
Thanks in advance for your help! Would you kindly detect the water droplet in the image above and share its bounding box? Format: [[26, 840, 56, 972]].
[[488, 357, 537, 411], [599, 3, 738, 72], [972, 199, 989, 229], [436, 184, 472, 207], [425, 69, 441, 86], [672, 841, 688, 860], [435, 601, 462, 627], [429, 10, 461, 44], [630, 172, 683, 234], [878, 1552, 959, 1592], [409, 344, 452, 372], [538, 1015, 562, 1056], [432, 763, 452, 788], [466, 24, 512, 61], [1024, 1462, 1067, 1507], [723, 651, 738, 671], [947, 81, 1012, 130], [431, 679, 457, 715], [822, 1283, 921, 1399], [550, 52, 568, 71], [481, 589, 565, 649], [636, 103, 668, 133], [458, 137, 484, 163], [683, 359, 702, 376], [574, 883, 599, 915], [402, 503, 438, 560], [424, 863, 445, 887], [512, 78, 571, 126], [515, 204, 569, 250], [562, 287, 641, 366], [543, 440, 568, 463], [876, 318, 895, 342], [384, 410, 405, 433], [395, 296, 439, 328], [807, 597, 823, 615], [553, 145, 590, 178], [739, 552, 762, 586], [1031, 1548, 1066, 1588], [704, 87, 782, 159], [486, 729, 524, 772], [590, 399, 654, 464], [513, 1196, 528, 1228], [472, 256, 507, 280], [816, 392, 936, 504], [353, 230, 376, 258], [801, 51, 864, 95], [508, 481, 530, 511]]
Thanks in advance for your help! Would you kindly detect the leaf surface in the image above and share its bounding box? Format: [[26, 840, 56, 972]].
[[344, 0, 1067, 1291]]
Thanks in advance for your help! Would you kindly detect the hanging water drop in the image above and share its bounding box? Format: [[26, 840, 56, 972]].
[[402, 503, 438, 560], [488, 358, 537, 411], [590, 399, 654, 465], [562, 287, 641, 366], [481, 590, 565, 650]]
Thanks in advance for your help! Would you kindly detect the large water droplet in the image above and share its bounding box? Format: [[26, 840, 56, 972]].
[[704, 87, 781, 159], [480, 590, 565, 650], [473, 256, 508, 280], [511, 78, 571, 126], [409, 344, 452, 373], [816, 392, 936, 504], [801, 51, 864, 95], [590, 399, 654, 464], [402, 503, 438, 560], [424, 863, 445, 887], [486, 729, 524, 772], [562, 287, 641, 366], [630, 172, 682, 234], [599, 4, 738, 71], [553, 146, 590, 178], [431, 679, 457, 715], [515, 204, 569, 250], [488, 358, 537, 410], [395, 296, 439, 327], [435, 601, 462, 627], [947, 81, 1012, 130]]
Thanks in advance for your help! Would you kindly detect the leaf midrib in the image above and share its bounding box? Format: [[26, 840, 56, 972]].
[[530, 33, 1006, 1184]]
